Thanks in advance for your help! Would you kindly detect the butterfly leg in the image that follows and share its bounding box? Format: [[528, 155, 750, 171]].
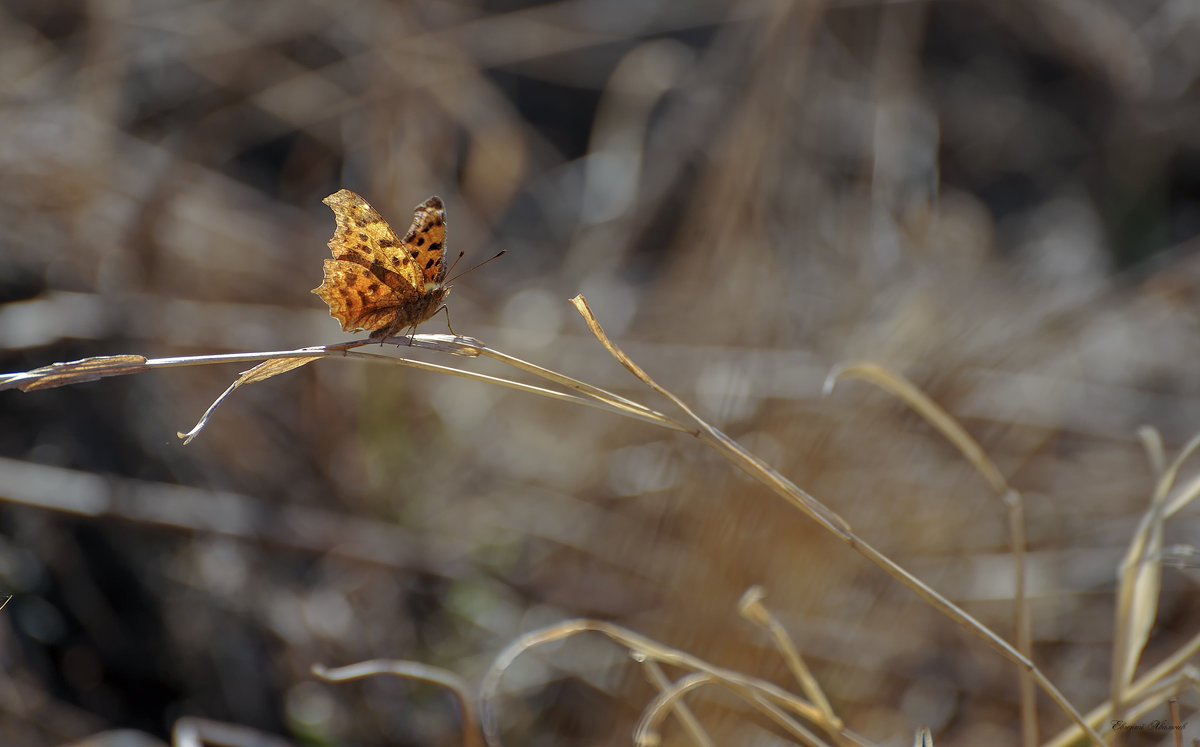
[[435, 304, 457, 337]]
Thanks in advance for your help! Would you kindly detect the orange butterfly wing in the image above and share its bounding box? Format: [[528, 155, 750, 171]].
[[312, 190, 449, 338]]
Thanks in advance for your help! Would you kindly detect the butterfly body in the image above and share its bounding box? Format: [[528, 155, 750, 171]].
[[312, 190, 450, 341]]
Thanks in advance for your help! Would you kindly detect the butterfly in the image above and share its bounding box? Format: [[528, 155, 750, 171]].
[[312, 189, 451, 342]]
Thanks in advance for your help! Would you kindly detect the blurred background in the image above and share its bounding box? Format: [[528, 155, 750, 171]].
[[2, 0, 1199, 745]]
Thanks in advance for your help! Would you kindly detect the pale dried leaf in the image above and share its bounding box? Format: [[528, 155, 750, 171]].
[[178, 358, 314, 444]]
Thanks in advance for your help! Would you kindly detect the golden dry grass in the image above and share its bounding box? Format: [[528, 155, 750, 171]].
[[2, 1, 1199, 745]]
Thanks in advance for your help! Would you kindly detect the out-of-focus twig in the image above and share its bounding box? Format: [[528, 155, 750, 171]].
[[172, 717, 295, 747], [313, 660, 481, 747]]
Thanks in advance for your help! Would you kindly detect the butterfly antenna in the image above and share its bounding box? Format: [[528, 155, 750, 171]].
[[447, 249, 506, 284], [444, 250, 466, 276]]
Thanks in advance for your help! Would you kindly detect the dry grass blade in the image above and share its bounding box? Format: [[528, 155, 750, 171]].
[[570, 299, 1105, 744], [633, 672, 833, 747], [845, 541, 1105, 742], [231, 358, 317, 386], [570, 294, 853, 537], [1111, 430, 1200, 712], [1164, 470, 1200, 518], [737, 586, 842, 733], [1090, 670, 1199, 741], [1158, 429, 1200, 517], [1118, 674, 1199, 731], [7, 333, 685, 444], [312, 661, 480, 747], [1005, 487, 1038, 747], [1, 355, 150, 392], [178, 358, 316, 444], [1044, 631, 1200, 747], [1111, 499, 1165, 709], [478, 619, 834, 747], [824, 363, 1007, 494], [444, 334, 689, 432], [569, 295, 695, 412], [171, 344, 481, 444], [640, 662, 716, 747], [824, 362, 1037, 746], [1138, 426, 1166, 478]]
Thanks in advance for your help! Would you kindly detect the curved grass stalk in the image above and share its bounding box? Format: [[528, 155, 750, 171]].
[[174, 340, 687, 443], [313, 660, 481, 747], [737, 586, 842, 736], [477, 618, 841, 747], [640, 661, 716, 747], [567, 296, 1103, 745], [0, 334, 688, 442], [634, 672, 832, 747], [824, 362, 1036, 747]]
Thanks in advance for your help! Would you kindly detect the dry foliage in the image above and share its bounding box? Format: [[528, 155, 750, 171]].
[[2, 1, 1200, 746]]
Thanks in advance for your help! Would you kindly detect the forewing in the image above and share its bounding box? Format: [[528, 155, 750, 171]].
[[323, 189, 424, 292]]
